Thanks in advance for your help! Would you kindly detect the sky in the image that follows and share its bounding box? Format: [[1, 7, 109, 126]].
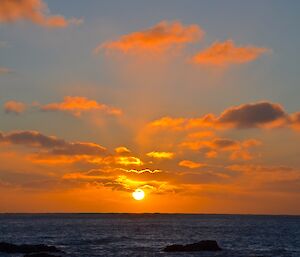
[[1, 0, 300, 214]]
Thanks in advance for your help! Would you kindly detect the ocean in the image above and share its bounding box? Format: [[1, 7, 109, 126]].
[[0, 214, 299, 257]]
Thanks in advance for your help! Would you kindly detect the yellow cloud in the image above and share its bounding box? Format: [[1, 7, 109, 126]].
[[115, 156, 143, 166], [146, 151, 174, 159]]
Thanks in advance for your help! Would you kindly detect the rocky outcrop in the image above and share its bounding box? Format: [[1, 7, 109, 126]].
[[0, 242, 62, 254], [163, 240, 222, 252]]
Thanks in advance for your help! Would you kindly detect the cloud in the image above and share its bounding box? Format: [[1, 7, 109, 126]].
[[192, 40, 269, 66], [179, 160, 206, 169], [226, 164, 295, 174], [148, 101, 290, 131], [63, 171, 178, 194], [209, 138, 241, 150], [4, 100, 26, 114], [115, 146, 131, 154], [0, 130, 107, 157], [149, 117, 186, 131], [291, 112, 300, 130], [97, 20, 203, 54], [205, 151, 218, 159], [115, 156, 143, 166], [181, 137, 261, 160], [101, 175, 179, 194], [187, 131, 215, 139], [0, 0, 82, 28], [118, 168, 162, 174], [146, 151, 174, 159], [0, 67, 13, 74], [217, 102, 288, 128], [62, 169, 111, 180], [40, 96, 122, 117], [226, 164, 300, 193], [0, 168, 62, 190]]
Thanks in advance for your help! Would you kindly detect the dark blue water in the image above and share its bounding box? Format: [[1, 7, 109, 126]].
[[0, 214, 299, 257]]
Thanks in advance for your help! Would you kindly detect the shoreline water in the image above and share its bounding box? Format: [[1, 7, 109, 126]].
[[1, 213, 300, 257]]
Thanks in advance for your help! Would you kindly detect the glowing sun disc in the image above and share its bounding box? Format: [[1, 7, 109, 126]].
[[132, 189, 145, 201]]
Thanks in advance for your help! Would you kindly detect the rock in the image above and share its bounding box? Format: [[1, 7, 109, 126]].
[[0, 242, 62, 254], [24, 253, 61, 257], [163, 240, 222, 252]]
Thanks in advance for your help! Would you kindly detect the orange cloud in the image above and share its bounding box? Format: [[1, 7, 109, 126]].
[[149, 117, 186, 131], [192, 40, 269, 66], [41, 96, 122, 117], [291, 112, 300, 130], [179, 160, 206, 169], [205, 151, 218, 159], [110, 175, 179, 194], [181, 137, 261, 161], [0, 67, 13, 74], [187, 131, 215, 139], [115, 146, 131, 154], [62, 171, 178, 194], [97, 20, 203, 54], [148, 101, 290, 131], [146, 151, 174, 159], [4, 100, 26, 114], [0, 0, 82, 28]]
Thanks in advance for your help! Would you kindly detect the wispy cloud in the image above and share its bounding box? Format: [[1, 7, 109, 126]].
[[192, 40, 269, 66], [4, 100, 26, 115], [0, 0, 82, 28], [96, 20, 203, 54], [40, 96, 122, 117]]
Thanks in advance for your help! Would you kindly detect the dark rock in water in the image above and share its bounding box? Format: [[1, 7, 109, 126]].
[[24, 253, 61, 257], [163, 240, 222, 252], [0, 242, 62, 254]]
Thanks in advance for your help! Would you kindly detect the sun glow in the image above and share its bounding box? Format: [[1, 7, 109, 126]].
[[132, 189, 145, 201]]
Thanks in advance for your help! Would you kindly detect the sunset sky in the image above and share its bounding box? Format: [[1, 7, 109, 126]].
[[1, 0, 300, 214]]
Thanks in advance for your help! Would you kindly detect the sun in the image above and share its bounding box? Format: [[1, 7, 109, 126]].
[[132, 189, 145, 201]]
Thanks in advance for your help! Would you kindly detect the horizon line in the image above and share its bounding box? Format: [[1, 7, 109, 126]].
[[1, 212, 299, 217]]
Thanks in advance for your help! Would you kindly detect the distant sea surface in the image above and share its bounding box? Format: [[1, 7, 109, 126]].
[[0, 214, 300, 257]]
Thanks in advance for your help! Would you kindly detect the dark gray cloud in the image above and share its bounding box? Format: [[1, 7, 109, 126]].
[[0, 130, 107, 156], [218, 102, 288, 128], [211, 138, 239, 149]]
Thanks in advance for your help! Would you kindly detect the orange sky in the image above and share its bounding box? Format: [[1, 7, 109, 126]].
[[1, 0, 300, 214]]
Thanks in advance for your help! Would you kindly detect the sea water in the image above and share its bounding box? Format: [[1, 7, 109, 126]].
[[0, 214, 299, 257]]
